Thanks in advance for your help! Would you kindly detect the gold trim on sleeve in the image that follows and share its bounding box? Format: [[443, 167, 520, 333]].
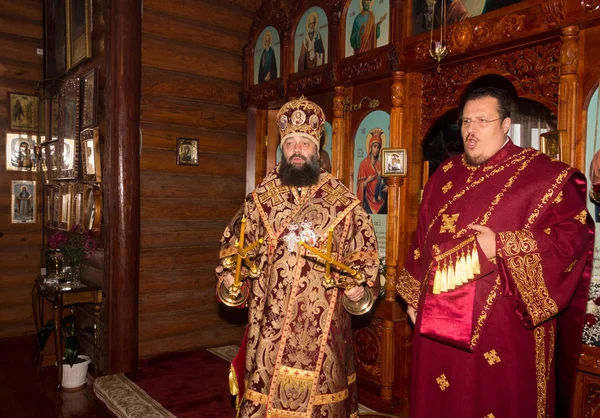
[[396, 268, 421, 308], [535, 327, 547, 418]]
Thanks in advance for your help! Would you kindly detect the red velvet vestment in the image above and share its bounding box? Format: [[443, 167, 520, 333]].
[[397, 141, 593, 418], [217, 167, 380, 418]]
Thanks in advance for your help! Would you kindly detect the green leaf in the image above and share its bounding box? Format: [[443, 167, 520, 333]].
[[37, 320, 55, 350]]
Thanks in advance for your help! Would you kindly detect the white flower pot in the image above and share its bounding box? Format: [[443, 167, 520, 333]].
[[61, 355, 91, 390]]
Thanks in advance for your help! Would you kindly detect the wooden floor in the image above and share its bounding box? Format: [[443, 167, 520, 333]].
[[0, 334, 113, 418]]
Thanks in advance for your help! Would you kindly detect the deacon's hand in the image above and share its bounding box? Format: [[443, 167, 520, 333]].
[[223, 273, 235, 289], [407, 305, 417, 324], [468, 224, 496, 260], [345, 286, 365, 302]]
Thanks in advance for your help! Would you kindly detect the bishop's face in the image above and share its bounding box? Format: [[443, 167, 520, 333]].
[[460, 96, 511, 166], [279, 134, 321, 187], [282, 134, 318, 167]]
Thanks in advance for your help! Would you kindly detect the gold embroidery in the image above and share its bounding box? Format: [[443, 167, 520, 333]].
[[535, 327, 547, 418], [414, 249, 421, 260], [442, 181, 453, 194], [313, 389, 348, 405], [483, 349, 501, 365], [544, 228, 551, 235], [442, 161, 453, 172], [498, 230, 538, 257], [245, 386, 268, 404], [432, 244, 440, 255], [396, 268, 421, 308], [525, 169, 569, 229], [547, 324, 555, 383], [269, 409, 309, 417], [350, 413, 359, 418], [575, 210, 587, 224], [440, 214, 459, 234], [471, 276, 500, 349], [436, 374, 450, 391], [484, 414, 496, 418], [552, 191, 563, 204], [564, 260, 577, 273], [321, 183, 352, 206], [347, 373, 356, 384], [258, 181, 289, 206]]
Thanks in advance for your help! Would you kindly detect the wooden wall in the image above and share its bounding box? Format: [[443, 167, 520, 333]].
[[0, 0, 43, 338], [138, 0, 259, 358]]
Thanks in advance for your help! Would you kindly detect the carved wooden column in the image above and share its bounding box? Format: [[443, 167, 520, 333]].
[[390, 0, 403, 44], [386, 71, 405, 301], [103, 0, 141, 374], [559, 26, 579, 167], [282, 29, 291, 78], [332, 86, 345, 180], [329, 7, 340, 63]]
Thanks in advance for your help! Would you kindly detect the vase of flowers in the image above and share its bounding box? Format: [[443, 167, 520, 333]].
[[48, 226, 97, 285]]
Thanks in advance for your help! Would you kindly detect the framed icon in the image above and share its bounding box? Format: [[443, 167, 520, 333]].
[[9, 93, 39, 132], [5, 133, 38, 172], [540, 130, 565, 162], [176, 138, 199, 166], [81, 68, 97, 129], [381, 148, 407, 177], [58, 183, 74, 231], [57, 78, 80, 180], [81, 128, 102, 183], [66, 0, 92, 70], [83, 184, 102, 232], [11, 180, 36, 224]]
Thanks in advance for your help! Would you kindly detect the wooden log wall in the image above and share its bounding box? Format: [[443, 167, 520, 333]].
[[138, 0, 259, 358], [0, 0, 43, 338]]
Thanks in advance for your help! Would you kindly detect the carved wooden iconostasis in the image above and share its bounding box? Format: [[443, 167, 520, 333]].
[[242, 0, 600, 414]]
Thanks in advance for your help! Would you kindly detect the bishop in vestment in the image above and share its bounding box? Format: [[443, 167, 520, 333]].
[[397, 86, 593, 418], [217, 97, 380, 417]]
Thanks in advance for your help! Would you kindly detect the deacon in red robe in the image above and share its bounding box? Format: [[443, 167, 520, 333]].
[[216, 97, 380, 417], [397, 86, 593, 418]]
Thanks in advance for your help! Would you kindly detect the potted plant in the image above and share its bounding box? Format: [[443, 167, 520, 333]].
[[37, 314, 91, 390]]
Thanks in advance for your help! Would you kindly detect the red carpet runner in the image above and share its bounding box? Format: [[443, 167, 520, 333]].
[[94, 349, 236, 417]]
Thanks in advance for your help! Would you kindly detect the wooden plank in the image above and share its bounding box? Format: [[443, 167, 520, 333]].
[[140, 219, 228, 249], [139, 246, 220, 271], [141, 197, 240, 221], [0, 34, 43, 65], [139, 284, 218, 314], [0, 270, 37, 289], [140, 172, 245, 199], [0, 229, 43, 248], [142, 10, 246, 55], [0, 248, 41, 269], [139, 267, 216, 294], [141, 67, 241, 107], [0, 0, 42, 23], [141, 96, 247, 132], [0, 14, 43, 39], [0, 320, 35, 338], [0, 304, 34, 326], [140, 122, 246, 153], [142, 35, 242, 83], [140, 148, 246, 176], [139, 325, 245, 359], [143, 0, 253, 35], [0, 286, 33, 307], [0, 61, 44, 83]]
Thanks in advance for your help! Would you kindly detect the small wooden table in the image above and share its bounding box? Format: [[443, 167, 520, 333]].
[[32, 277, 102, 391]]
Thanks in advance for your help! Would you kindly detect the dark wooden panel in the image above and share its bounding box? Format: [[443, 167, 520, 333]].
[[139, 284, 217, 314], [141, 198, 240, 221], [0, 248, 41, 269], [139, 266, 216, 294], [140, 172, 245, 199], [0, 14, 43, 39], [0, 229, 43, 248], [141, 219, 227, 248], [142, 67, 241, 107], [0, 305, 34, 327], [0, 0, 42, 22], [143, 0, 253, 34], [0, 61, 43, 82], [142, 36, 242, 83], [0, 34, 43, 65], [0, 286, 32, 307], [142, 10, 246, 55], [139, 246, 219, 272], [0, 270, 37, 289], [139, 325, 245, 359], [140, 148, 246, 176], [140, 122, 246, 153]]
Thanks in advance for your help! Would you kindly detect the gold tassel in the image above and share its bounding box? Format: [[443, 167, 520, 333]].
[[471, 245, 480, 275], [229, 364, 240, 412], [455, 253, 466, 286], [465, 248, 473, 280], [433, 265, 442, 294], [447, 261, 456, 290], [440, 263, 448, 293]]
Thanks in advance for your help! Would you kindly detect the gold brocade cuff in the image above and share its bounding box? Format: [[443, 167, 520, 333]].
[[396, 268, 421, 309]]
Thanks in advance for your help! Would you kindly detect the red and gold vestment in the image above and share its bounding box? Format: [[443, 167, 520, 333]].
[[218, 167, 380, 418], [397, 141, 593, 418]]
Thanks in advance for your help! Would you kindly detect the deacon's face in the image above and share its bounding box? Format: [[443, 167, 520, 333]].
[[460, 96, 510, 166], [282, 135, 319, 167]]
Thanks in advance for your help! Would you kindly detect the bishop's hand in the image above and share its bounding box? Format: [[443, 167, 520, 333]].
[[345, 286, 365, 302]]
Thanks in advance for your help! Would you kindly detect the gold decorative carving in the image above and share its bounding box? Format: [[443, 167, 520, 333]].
[[333, 86, 345, 118], [353, 319, 382, 385], [289, 74, 323, 92], [340, 57, 383, 80], [421, 42, 560, 137], [471, 14, 525, 47], [448, 20, 473, 53], [542, 0, 565, 26], [560, 26, 580, 75], [391, 71, 405, 107], [581, 0, 600, 13]]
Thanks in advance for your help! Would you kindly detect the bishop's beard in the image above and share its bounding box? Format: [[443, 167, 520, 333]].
[[279, 154, 321, 187]]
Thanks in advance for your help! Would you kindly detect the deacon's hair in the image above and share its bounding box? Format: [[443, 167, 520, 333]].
[[459, 86, 514, 120]]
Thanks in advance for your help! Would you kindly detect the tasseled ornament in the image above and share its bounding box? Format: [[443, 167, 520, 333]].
[[432, 237, 481, 294]]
